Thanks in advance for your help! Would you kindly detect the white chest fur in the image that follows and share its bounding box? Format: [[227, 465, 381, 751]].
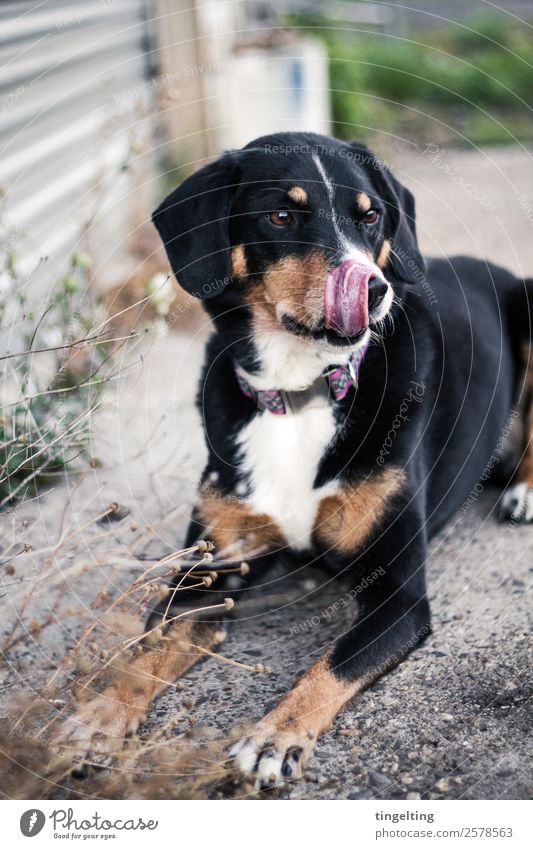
[[237, 401, 340, 551]]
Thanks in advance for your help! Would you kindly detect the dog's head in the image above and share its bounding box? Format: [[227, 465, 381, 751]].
[[153, 132, 424, 355]]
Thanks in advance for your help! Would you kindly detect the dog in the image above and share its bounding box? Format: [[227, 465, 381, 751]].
[[58, 132, 532, 788]]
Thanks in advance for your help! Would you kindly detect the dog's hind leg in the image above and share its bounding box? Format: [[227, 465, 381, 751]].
[[499, 377, 533, 522], [54, 618, 224, 773], [500, 280, 533, 523]]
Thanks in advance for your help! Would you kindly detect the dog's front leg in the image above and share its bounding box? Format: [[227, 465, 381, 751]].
[[229, 505, 431, 787], [55, 493, 285, 772], [54, 618, 224, 772]]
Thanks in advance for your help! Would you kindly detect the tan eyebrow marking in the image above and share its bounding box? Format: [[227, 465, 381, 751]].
[[287, 185, 308, 205], [231, 245, 247, 279], [377, 238, 391, 269], [356, 192, 372, 213]]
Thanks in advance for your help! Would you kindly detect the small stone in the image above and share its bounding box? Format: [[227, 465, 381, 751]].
[[338, 728, 359, 737], [369, 771, 390, 789], [440, 713, 454, 721], [406, 792, 421, 800], [434, 777, 452, 792], [400, 775, 414, 785]]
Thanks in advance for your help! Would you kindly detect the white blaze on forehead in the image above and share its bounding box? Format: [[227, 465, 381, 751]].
[[312, 152, 373, 267], [312, 152, 336, 203]]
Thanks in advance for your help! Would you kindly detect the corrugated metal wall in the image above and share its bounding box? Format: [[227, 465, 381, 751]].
[[0, 0, 152, 284]]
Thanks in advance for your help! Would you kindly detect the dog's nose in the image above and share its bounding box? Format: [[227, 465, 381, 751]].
[[367, 276, 388, 314]]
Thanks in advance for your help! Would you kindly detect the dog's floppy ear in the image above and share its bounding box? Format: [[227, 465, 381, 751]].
[[349, 143, 425, 285], [152, 154, 238, 299], [382, 170, 425, 286]]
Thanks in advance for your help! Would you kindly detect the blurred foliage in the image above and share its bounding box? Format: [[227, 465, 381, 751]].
[[0, 127, 148, 506], [0, 250, 109, 504], [289, 14, 533, 148]]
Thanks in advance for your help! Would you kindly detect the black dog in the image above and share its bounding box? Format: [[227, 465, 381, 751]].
[[60, 132, 532, 786]]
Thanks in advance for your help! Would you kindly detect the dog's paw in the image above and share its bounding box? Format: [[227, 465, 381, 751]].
[[499, 483, 533, 523], [53, 691, 137, 775], [228, 722, 315, 789]]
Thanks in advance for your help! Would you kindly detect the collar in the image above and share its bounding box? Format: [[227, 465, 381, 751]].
[[235, 342, 368, 415]]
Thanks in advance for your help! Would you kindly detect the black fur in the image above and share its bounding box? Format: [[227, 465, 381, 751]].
[[151, 133, 531, 728]]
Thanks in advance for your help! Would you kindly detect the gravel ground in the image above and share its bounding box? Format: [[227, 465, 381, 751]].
[[2, 146, 532, 800]]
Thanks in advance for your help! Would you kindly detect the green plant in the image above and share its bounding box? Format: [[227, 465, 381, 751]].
[[288, 13, 533, 148], [0, 250, 113, 504]]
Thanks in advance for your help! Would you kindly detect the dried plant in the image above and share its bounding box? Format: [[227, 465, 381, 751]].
[[0, 507, 268, 800]]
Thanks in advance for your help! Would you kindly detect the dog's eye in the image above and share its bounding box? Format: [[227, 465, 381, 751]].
[[269, 210, 294, 227], [361, 209, 379, 225]]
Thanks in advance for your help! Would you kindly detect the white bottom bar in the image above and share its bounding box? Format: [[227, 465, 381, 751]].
[[3, 799, 532, 848]]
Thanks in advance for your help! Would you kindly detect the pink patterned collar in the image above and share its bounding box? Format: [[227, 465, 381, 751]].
[[235, 342, 368, 415]]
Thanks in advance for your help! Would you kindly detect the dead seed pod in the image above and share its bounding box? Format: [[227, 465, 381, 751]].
[[196, 540, 208, 552], [224, 598, 234, 610], [240, 562, 250, 575], [202, 576, 213, 587], [98, 503, 130, 525], [196, 539, 215, 553]]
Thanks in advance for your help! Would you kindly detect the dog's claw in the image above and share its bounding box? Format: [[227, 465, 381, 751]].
[[228, 728, 313, 789], [52, 693, 133, 775], [499, 483, 533, 523], [71, 762, 89, 780]]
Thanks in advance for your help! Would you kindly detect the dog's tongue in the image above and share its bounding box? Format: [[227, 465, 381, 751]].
[[324, 260, 372, 337]]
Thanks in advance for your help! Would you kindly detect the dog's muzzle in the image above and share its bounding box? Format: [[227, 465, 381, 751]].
[[324, 260, 387, 337]]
